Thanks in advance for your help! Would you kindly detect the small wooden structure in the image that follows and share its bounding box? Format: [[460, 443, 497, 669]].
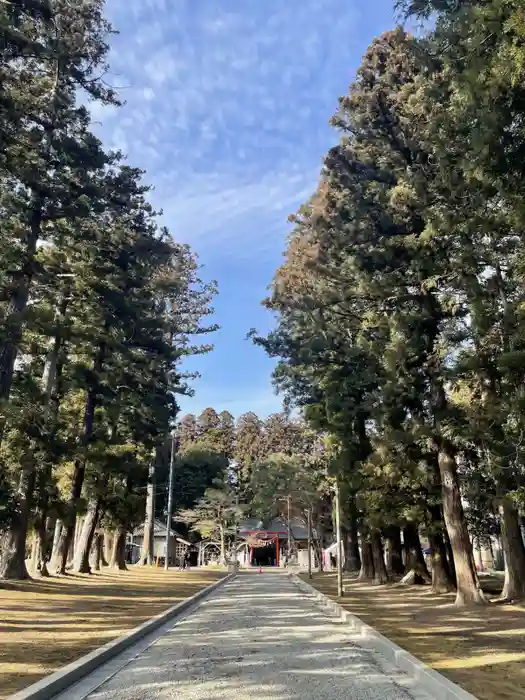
[[128, 520, 191, 565]]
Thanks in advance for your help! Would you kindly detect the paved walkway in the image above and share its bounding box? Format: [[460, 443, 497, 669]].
[[63, 573, 434, 700]]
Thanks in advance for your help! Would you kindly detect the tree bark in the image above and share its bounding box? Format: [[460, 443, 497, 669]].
[[314, 518, 324, 572], [384, 526, 404, 576], [443, 526, 456, 582], [109, 528, 127, 570], [437, 445, 486, 605], [344, 515, 361, 572], [401, 522, 430, 584], [32, 515, 51, 577], [103, 531, 113, 566], [54, 349, 102, 574], [371, 530, 389, 584], [30, 532, 40, 574], [499, 497, 525, 601], [0, 201, 41, 406], [428, 531, 456, 592], [427, 504, 456, 592], [358, 533, 375, 581], [37, 516, 56, 578], [50, 520, 63, 569], [0, 468, 36, 579], [137, 461, 156, 565], [89, 533, 103, 571], [71, 499, 100, 573]]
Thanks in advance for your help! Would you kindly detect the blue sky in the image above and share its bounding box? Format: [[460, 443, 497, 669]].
[[95, 0, 399, 418]]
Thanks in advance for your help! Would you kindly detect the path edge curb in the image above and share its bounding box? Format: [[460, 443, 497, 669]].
[[291, 574, 480, 700], [9, 572, 235, 700]]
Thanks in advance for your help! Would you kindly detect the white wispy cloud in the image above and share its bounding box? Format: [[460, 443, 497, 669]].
[[151, 168, 317, 254], [92, 0, 362, 260], [87, 0, 378, 416]]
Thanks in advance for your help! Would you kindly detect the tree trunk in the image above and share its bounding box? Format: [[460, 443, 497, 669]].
[[37, 516, 56, 578], [0, 204, 40, 406], [55, 384, 99, 573], [55, 342, 104, 574], [71, 499, 100, 573], [428, 531, 456, 593], [427, 504, 456, 592], [499, 497, 525, 601], [103, 531, 113, 566], [401, 522, 431, 584], [30, 532, 40, 574], [108, 533, 117, 567], [437, 445, 486, 605], [0, 468, 36, 579], [31, 515, 51, 577], [384, 526, 404, 575], [50, 520, 63, 570], [109, 528, 127, 570], [358, 533, 375, 581], [137, 461, 156, 565], [443, 526, 456, 582], [371, 530, 389, 584], [74, 516, 84, 551], [314, 519, 324, 572], [344, 515, 361, 572], [89, 533, 103, 571]]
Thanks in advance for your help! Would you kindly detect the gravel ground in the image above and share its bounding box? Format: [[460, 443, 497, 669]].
[[85, 573, 433, 700]]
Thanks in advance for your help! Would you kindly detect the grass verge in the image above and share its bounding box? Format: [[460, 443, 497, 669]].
[[301, 572, 525, 700], [0, 566, 224, 699]]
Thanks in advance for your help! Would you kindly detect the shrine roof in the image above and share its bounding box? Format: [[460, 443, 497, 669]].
[[238, 517, 309, 540]]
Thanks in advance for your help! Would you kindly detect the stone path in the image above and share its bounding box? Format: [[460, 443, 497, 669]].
[[61, 573, 435, 700]]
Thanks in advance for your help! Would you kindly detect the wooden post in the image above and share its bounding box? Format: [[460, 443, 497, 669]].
[[335, 478, 344, 597], [276, 536, 280, 567]]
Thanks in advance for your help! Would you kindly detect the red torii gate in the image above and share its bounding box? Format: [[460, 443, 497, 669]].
[[244, 530, 285, 566]]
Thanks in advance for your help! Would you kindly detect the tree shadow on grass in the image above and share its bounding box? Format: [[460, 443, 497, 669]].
[[307, 572, 525, 700], [0, 568, 224, 700]]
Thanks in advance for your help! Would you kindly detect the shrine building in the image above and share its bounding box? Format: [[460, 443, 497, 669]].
[[236, 517, 312, 567]]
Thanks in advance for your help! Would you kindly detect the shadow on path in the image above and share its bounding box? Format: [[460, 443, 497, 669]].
[[89, 574, 423, 700]]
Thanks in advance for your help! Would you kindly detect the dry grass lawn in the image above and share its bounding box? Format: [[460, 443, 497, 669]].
[[0, 566, 224, 699], [303, 572, 525, 700]]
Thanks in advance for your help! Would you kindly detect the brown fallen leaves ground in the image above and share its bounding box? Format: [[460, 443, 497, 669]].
[[0, 567, 224, 699], [303, 572, 525, 700]]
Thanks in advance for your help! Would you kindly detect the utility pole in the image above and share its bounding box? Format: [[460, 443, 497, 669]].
[[232, 487, 239, 571], [164, 431, 178, 570], [335, 477, 344, 597], [287, 494, 292, 562], [307, 506, 312, 579]]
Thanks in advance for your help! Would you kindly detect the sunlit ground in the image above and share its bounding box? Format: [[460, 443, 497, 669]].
[[305, 572, 525, 700], [0, 566, 224, 699]]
